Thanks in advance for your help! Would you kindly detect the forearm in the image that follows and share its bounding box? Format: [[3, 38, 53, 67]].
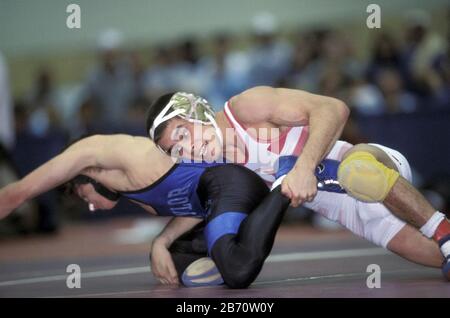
[[0, 181, 25, 216], [154, 217, 203, 248], [7, 150, 93, 206], [295, 103, 348, 170]]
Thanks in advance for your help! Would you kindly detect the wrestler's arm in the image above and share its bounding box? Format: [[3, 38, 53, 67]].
[[230, 86, 349, 206], [230, 86, 349, 167], [151, 216, 203, 284], [154, 216, 203, 248], [0, 135, 127, 219]]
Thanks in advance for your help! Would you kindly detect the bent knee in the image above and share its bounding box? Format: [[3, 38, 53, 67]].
[[343, 144, 397, 171], [216, 255, 263, 289], [338, 150, 400, 202], [222, 267, 258, 289]]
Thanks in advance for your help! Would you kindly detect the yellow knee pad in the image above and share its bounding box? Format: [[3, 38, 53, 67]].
[[337, 151, 400, 203]]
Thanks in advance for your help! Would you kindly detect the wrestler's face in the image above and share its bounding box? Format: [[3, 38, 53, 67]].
[[158, 118, 223, 162], [75, 184, 118, 211]]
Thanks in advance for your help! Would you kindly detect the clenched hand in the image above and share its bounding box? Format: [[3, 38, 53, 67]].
[[281, 166, 318, 207]]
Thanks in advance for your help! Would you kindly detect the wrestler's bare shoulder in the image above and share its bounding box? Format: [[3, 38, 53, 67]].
[[84, 134, 158, 152]]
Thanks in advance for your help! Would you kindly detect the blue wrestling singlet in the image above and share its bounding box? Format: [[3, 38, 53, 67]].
[[120, 161, 222, 217]]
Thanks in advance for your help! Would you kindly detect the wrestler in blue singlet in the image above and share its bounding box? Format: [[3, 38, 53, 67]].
[[74, 157, 343, 289], [120, 161, 221, 217]]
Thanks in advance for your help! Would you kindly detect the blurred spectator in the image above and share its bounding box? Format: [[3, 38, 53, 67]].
[[0, 51, 14, 149], [11, 99, 66, 234], [282, 32, 318, 91], [349, 78, 385, 116], [83, 29, 136, 128], [425, 45, 450, 109], [14, 100, 30, 136], [122, 97, 149, 136], [26, 67, 62, 138], [0, 142, 37, 235], [247, 12, 293, 87], [71, 97, 102, 138], [143, 45, 177, 100], [318, 66, 350, 101], [199, 33, 251, 109], [367, 33, 404, 83], [401, 9, 447, 97], [28, 67, 57, 110], [171, 38, 206, 93], [129, 50, 147, 100], [320, 31, 362, 80], [375, 67, 418, 114], [286, 30, 363, 94]]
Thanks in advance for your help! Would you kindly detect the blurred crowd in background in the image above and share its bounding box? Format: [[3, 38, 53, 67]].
[[0, 9, 449, 236]]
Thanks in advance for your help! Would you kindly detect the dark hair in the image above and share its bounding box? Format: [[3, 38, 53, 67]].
[[145, 92, 175, 142], [66, 175, 120, 202]]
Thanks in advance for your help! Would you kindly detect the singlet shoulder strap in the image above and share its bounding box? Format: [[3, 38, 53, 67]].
[[223, 101, 251, 141]]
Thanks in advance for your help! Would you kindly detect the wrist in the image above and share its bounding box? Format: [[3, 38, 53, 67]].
[[294, 159, 316, 172], [153, 235, 172, 249]]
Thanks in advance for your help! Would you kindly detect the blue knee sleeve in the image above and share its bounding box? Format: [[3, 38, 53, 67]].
[[205, 212, 247, 254]]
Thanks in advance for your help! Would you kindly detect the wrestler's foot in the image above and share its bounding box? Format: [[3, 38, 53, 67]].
[[181, 257, 224, 287]]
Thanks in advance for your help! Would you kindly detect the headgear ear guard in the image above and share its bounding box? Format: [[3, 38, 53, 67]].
[[149, 92, 223, 147], [73, 175, 121, 202]]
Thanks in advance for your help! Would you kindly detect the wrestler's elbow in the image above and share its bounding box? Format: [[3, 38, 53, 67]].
[[79, 149, 98, 168], [312, 97, 349, 124], [64, 146, 98, 171], [65, 134, 102, 167], [332, 98, 350, 123]]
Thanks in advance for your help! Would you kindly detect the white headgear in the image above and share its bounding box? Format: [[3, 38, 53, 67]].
[[149, 92, 223, 145]]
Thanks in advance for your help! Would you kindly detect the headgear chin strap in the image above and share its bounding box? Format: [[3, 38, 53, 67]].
[[149, 92, 223, 146], [149, 99, 184, 140]]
